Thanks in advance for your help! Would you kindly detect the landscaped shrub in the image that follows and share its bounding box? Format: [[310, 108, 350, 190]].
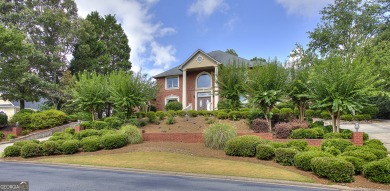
[[321, 139, 352, 153], [324, 146, 341, 156], [274, 123, 292, 139], [250, 119, 269, 133], [310, 120, 324, 127], [176, 110, 186, 117], [340, 129, 353, 139], [227, 111, 241, 121], [305, 110, 315, 118], [289, 128, 322, 139], [81, 136, 101, 152], [165, 101, 182, 111], [286, 140, 308, 151], [187, 110, 198, 117], [364, 139, 387, 151], [146, 112, 157, 123], [0, 113, 7, 126], [341, 150, 377, 162], [30, 109, 66, 130], [135, 111, 146, 118], [13, 140, 40, 147], [320, 110, 331, 119], [66, 111, 92, 121], [20, 143, 41, 158], [165, 114, 176, 125], [338, 156, 365, 174], [345, 145, 387, 160], [293, 151, 333, 171], [60, 140, 80, 154], [204, 123, 236, 150], [155, 111, 166, 120], [80, 121, 92, 129], [311, 157, 354, 182], [324, 132, 343, 139], [40, 141, 59, 156], [224, 135, 268, 157], [99, 129, 117, 136], [10, 109, 35, 129], [269, 141, 288, 149], [21, 130, 31, 136], [355, 114, 371, 121], [216, 111, 228, 119], [363, 157, 390, 184], [100, 133, 128, 150], [6, 134, 17, 141], [0, 132, 4, 139], [48, 132, 73, 141], [167, 110, 177, 117], [120, 125, 143, 144], [279, 108, 294, 121], [92, 121, 108, 130], [341, 114, 353, 121], [274, 148, 299, 166], [74, 129, 100, 140], [3, 145, 21, 157], [289, 119, 309, 130], [64, 128, 75, 135], [255, 144, 275, 160]]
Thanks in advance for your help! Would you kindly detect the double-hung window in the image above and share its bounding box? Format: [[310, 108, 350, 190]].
[[166, 76, 179, 89]]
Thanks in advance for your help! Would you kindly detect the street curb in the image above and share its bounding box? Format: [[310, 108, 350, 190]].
[[0, 160, 384, 191]]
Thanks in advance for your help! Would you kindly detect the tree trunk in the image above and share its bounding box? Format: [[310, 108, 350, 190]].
[[106, 104, 111, 117], [20, 100, 25, 110], [336, 110, 341, 133], [97, 111, 103, 119], [299, 103, 305, 121], [265, 107, 272, 132], [328, 109, 337, 132], [91, 109, 95, 121]]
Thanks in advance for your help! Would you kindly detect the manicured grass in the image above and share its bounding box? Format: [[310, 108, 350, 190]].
[[38, 151, 313, 183]]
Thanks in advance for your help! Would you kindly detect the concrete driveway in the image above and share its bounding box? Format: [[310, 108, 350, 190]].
[[340, 120, 390, 153]]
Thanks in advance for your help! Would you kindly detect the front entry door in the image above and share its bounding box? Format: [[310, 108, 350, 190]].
[[197, 92, 212, 111]]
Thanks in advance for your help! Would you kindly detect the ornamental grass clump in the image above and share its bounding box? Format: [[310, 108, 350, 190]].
[[204, 123, 236, 150], [120, 125, 143, 144]]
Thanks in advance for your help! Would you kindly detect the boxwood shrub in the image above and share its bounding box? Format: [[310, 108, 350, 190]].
[[104, 117, 123, 129], [20, 143, 41, 158], [255, 144, 275, 160], [216, 111, 228, 119], [290, 128, 324, 139], [30, 109, 66, 130], [13, 140, 40, 147], [187, 110, 198, 117], [338, 156, 365, 175], [100, 133, 128, 150], [10, 109, 35, 129], [294, 151, 333, 171], [120, 125, 143, 144], [321, 138, 352, 153], [204, 123, 236, 150], [345, 145, 387, 160], [48, 132, 73, 141], [363, 157, 390, 184], [274, 148, 299, 166], [60, 140, 80, 154], [81, 136, 101, 152], [74, 129, 100, 140], [40, 141, 59, 156], [92, 121, 108, 130], [286, 140, 308, 151], [224, 135, 268, 157], [165, 101, 182, 111], [311, 157, 354, 183], [228, 111, 241, 121], [364, 139, 387, 151], [341, 150, 377, 162], [64, 128, 75, 135], [3, 145, 21, 157], [269, 141, 288, 149], [80, 121, 93, 129]]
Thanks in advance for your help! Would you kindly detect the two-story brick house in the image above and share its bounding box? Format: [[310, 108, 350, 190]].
[[153, 49, 252, 111]]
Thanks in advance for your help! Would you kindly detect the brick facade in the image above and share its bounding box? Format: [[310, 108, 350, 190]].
[[155, 76, 183, 111]]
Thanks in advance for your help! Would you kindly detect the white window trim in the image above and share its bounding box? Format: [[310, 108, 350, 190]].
[[165, 95, 180, 106], [165, 76, 179, 90], [195, 91, 213, 111], [195, 72, 212, 90]]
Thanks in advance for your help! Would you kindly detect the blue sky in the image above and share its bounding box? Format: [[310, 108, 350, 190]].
[[74, 0, 333, 76]]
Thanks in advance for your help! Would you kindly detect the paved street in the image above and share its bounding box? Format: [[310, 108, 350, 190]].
[[339, 120, 390, 152], [0, 162, 338, 191]]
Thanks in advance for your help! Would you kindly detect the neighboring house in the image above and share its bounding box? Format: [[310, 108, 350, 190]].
[[0, 98, 45, 119], [153, 49, 253, 111]]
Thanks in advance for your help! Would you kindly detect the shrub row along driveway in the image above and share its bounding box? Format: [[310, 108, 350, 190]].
[[340, 120, 390, 153]]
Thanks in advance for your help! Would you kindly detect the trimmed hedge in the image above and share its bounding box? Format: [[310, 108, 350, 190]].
[[204, 123, 237, 150], [255, 144, 275, 160], [311, 157, 355, 183], [274, 148, 299, 166], [289, 128, 323, 139], [224, 135, 268, 157], [286, 140, 308, 151], [81, 136, 101, 152], [100, 133, 128, 150], [363, 157, 390, 184], [3, 145, 21, 157], [165, 101, 182, 111], [60, 140, 80, 154], [20, 143, 41, 158], [92, 121, 108, 130], [269, 141, 288, 149], [40, 141, 59, 156], [364, 139, 387, 152], [274, 123, 292, 139], [321, 138, 352, 153], [30, 109, 66, 130], [338, 156, 365, 175], [294, 151, 333, 171], [74, 129, 100, 140], [13, 140, 40, 147], [10, 109, 35, 129], [341, 150, 377, 162], [120, 125, 143, 144]]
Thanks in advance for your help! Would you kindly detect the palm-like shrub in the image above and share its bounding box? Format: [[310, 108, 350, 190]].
[[203, 123, 236, 150]]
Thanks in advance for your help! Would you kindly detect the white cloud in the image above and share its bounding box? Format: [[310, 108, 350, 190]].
[[276, 0, 333, 17], [74, 0, 178, 76], [188, 0, 229, 20], [224, 17, 239, 31]]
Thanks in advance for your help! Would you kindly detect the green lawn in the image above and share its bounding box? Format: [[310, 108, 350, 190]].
[[38, 151, 313, 183]]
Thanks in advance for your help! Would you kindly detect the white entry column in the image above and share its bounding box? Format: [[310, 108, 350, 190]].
[[182, 69, 187, 109], [214, 66, 219, 110]]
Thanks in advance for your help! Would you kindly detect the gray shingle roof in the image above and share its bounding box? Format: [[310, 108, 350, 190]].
[[153, 49, 253, 78]]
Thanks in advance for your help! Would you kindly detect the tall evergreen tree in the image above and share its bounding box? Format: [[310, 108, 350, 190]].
[[70, 11, 131, 75]]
